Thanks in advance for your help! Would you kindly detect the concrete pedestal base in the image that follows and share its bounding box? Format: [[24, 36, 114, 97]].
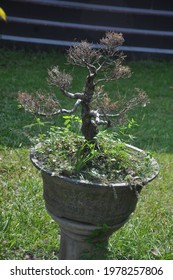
[[51, 215, 127, 260]]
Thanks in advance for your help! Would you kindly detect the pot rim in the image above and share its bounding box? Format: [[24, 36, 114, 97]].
[[30, 144, 159, 188]]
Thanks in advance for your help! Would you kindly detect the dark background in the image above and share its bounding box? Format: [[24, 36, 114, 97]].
[[0, 0, 173, 58]]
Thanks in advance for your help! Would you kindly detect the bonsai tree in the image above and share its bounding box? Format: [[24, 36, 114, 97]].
[[19, 32, 147, 140], [18, 32, 159, 260], [18, 32, 152, 183]]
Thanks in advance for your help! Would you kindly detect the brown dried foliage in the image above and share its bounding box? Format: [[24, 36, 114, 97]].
[[18, 32, 148, 140], [18, 92, 60, 116]]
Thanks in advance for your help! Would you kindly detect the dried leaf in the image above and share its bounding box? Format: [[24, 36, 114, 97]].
[[0, 7, 7, 22], [150, 248, 160, 256]]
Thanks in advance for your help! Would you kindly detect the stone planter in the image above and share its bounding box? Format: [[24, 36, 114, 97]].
[[30, 145, 159, 259]]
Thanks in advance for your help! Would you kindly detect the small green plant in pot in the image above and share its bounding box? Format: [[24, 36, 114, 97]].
[[18, 32, 159, 260]]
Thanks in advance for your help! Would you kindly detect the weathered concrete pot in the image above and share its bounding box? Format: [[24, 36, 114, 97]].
[[51, 216, 124, 259], [30, 145, 159, 259]]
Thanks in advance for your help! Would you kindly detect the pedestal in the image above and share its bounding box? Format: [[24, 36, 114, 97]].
[[51, 215, 127, 260]]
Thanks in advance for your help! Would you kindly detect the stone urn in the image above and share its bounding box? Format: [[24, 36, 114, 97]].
[[30, 145, 159, 259]]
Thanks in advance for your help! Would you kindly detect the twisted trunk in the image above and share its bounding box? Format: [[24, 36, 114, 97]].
[[81, 74, 97, 141], [81, 101, 98, 141]]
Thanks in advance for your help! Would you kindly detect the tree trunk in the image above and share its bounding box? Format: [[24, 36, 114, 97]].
[[81, 101, 98, 141], [81, 74, 97, 141]]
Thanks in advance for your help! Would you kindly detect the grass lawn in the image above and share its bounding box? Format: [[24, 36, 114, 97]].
[[0, 48, 173, 260]]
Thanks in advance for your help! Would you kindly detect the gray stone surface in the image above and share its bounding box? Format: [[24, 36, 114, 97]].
[[42, 171, 142, 226], [50, 215, 125, 260]]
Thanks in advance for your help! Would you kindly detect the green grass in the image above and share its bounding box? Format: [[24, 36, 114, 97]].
[[0, 48, 173, 259]]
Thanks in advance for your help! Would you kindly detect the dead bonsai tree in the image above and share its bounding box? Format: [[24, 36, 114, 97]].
[[18, 33, 159, 260], [18, 32, 147, 142], [18, 32, 155, 183]]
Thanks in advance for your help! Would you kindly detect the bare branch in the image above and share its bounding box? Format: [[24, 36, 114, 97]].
[[90, 88, 148, 128], [91, 119, 109, 126], [67, 41, 99, 69], [48, 66, 72, 90], [48, 66, 84, 100], [95, 60, 131, 85], [37, 99, 82, 117], [90, 110, 110, 126], [18, 92, 82, 117], [117, 89, 149, 117], [100, 113, 120, 118], [62, 89, 85, 100], [100, 32, 124, 55], [91, 87, 118, 113]]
